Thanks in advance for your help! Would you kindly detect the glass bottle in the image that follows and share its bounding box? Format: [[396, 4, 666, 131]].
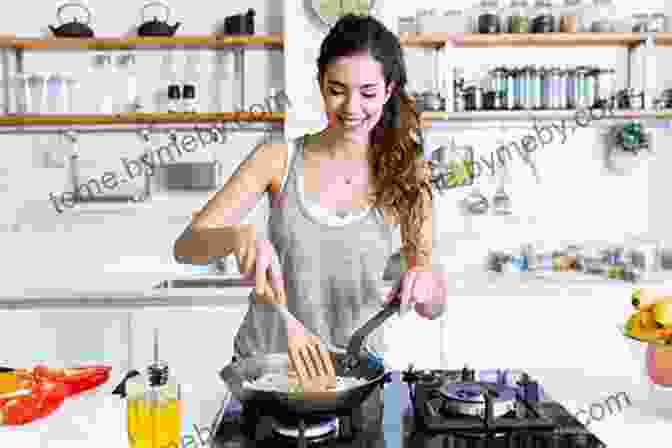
[[117, 53, 140, 113], [126, 331, 181, 448], [560, 0, 583, 32], [532, 0, 555, 33], [477, 0, 502, 33], [508, 0, 530, 33], [91, 53, 114, 114], [590, 0, 616, 32]]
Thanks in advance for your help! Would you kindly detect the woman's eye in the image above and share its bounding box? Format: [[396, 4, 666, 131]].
[[362, 93, 376, 98], [328, 89, 344, 95]]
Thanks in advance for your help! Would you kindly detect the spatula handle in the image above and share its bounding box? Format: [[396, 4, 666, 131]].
[[345, 295, 402, 360]]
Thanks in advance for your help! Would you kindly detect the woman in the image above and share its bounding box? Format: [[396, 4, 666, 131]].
[[174, 14, 447, 363]]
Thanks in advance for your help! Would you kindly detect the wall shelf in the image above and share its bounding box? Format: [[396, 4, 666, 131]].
[[400, 32, 650, 49], [0, 112, 285, 127], [0, 34, 284, 50], [420, 110, 671, 128]]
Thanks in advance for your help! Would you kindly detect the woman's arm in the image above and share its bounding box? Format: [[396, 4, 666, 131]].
[[173, 142, 287, 264], [400, 161, 433, 269]]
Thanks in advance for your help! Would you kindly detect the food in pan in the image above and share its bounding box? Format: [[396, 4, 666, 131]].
[[625, 289, 672, 342], [242, 373, 367, 393]]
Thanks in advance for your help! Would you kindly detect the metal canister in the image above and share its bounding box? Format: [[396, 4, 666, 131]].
[[574, 66, 590, 109], [554, 67, 565, 110], [586, 66, 598, 109], [596, 68, 614, 108], [514, 67, 525, 109], [491, 67, 507, 110], [522, 66, 534, 110], [540, 67, 552, 110], [531, 66, 543, 110], [565, 68, 576, 109], [506, 68, 516, 110], [549, 67, 565, 110]]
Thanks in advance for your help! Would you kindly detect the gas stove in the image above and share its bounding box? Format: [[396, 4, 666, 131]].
[[210, 388, 386, 448], [402, 366, 607, 448]]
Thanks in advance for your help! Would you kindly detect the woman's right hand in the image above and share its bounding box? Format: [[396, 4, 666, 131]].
[[232, 225, 286, 305]]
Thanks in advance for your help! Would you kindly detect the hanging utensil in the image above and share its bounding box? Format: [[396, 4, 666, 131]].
[[49, 2, 95, 38]]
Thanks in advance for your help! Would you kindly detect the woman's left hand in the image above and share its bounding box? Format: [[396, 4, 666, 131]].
[[384, 267, 447, 319]]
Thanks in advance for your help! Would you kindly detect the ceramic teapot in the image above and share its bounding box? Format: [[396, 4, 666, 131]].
[[137, 1, 180, 37], [49, 2, 94, 38]]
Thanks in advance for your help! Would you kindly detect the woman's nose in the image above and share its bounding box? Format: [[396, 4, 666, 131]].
[[343, 93, 361, 113]]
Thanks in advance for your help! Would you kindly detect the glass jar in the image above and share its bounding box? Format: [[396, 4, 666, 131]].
[[398, 16, 417, 34], [590, 0, 616, 32], [477, 0, 502, 33], [560, 0, 583, 32], [631, 13, 649, 32], [649, 13, 667, 32], [507, 0, 530, 33], [444, 10, 468, 33]]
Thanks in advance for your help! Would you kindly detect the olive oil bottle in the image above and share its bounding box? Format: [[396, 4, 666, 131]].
[[127, 330, 181, 448]]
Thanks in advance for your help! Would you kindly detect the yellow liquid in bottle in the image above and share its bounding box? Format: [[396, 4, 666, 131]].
[[128, 398, 181, 448]]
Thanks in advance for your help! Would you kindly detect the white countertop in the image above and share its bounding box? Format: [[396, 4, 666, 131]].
[[0, 367, 667, 448]]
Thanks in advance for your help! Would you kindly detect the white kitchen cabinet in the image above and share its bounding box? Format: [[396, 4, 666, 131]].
[[130, 305, 248, 431]]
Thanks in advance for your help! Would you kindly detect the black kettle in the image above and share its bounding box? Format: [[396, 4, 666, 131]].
[[137, 1, 180, 37], [49, 2, 94, 38]]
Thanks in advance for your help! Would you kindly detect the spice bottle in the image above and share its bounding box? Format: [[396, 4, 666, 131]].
[[507, 0, 530, 33], [182, 84, 197, 113], [560, 0, 583, 32], [167, 84, 181, 113]]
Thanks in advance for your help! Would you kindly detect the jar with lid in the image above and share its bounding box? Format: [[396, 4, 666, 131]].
[[507, 0, 530, 33], [589, 0, 616, 32], [417, 9, 439, 33], [531, 0, 555, 33], [565, 67, 576, 109], [560, 0, 584, 32], [631, 13, 649, 32], [596, 68, 615, 108], [558, 66, 570, 109], [444, 10, 468, 33], [477, 0, 502, 33], [648, 13, 667, 32], [574, 66, 590, 108]]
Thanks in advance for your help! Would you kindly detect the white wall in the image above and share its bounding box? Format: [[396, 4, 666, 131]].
[[0, 0, 671, 294], [286, 0, 671, 273], [0, 0, 284, 294]]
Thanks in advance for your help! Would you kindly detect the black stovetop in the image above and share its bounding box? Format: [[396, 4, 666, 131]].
[[402, 367, 607, 448], [211, 368, 606, 448]]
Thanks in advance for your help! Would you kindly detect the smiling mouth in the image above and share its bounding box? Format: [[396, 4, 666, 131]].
[[338, 116, 366, 127]]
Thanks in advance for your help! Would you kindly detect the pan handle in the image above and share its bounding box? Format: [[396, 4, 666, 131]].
[[343, 296, 401, 371]]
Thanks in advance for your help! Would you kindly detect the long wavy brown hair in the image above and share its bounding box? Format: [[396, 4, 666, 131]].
[[317, 14, 433, 258]]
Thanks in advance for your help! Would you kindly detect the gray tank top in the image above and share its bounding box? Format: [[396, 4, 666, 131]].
[[233, 135, 395, 358]]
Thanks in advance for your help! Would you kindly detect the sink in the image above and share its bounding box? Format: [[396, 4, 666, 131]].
[[154, 254, 402, 290]]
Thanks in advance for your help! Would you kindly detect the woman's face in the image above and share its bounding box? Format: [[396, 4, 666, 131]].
[[320, 52, 394, 144]]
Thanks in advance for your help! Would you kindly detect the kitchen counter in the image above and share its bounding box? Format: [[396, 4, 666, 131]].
[[1, 368, 668, 448]]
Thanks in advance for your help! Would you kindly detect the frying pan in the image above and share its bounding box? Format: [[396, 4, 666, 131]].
[[218, 296, 401, 416]]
